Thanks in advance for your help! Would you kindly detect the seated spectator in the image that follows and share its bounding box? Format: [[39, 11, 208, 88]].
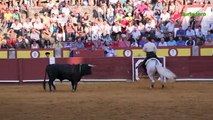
[[65, 22, 75, 41], [195, 26, 204, 38], [103, 34, 113, 43], [33, 21, 44, 31], [50, 13, 58, 23], [118, 34, 130, 47], [130, 40, 139, 47], [93, 39, 105, 48], [176, 37, 186, 46], [0, 39, 8, 49], [151, 38, 158, 46], [143, 5, 154, 20], [134, 1, 147, 15], [167, 36, 177, 46], [145, 19, 156, 32], [158, 37, 167, 46], [51, 5, 59, 16], [44, 39, 53, 48], [61, 3, 71, 16], [31, 39, 39, 49], [30, 28, 41, 46], [160, 22, 167, 32], [42, 12, 51, 27], [42, 26, 54, 46], [205, 31, 213, 41], [22, 18, 33, 35], [10, 19, 22, 37], [176, 26, 186, 39], [166, 19, 176, 33], [196, 37, 205, 46], [159, 9, 170, 23], [74, 37, 85, 48], [204, 38, 213, 46], [131, 27, 141, 41], [185, 37, 196, 46], [185, 26, 195, 39], [13, 10, 21, 21], [3, 9, 13, 29], [138, 22, 145, 34], [57, 13, 68, 27], [7, 29, 17, 48], [56, 24, 65, 42], [168, 2, 176, 14], [20, 3, 29, 18], [154, 1, 163, 15], [31, 13, 41, 24], [155, 27, 164, 41], [138, 37, 148, 47], [112, 23, 122, 37], [17, 36, 29, 49], [84, 38, 95, 50]]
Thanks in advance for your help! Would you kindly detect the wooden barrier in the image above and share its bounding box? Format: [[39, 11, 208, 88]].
[[0, 57, 213, 83]]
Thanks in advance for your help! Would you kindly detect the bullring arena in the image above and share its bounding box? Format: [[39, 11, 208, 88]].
[[1, 80, 213, 120]]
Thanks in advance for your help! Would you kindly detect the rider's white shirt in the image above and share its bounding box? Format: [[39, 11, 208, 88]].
[[143, 42, 157, 52]]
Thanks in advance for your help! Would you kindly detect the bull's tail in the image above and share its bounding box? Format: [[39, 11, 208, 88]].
[[43, 70, 47, 91], [156, 65, 176, 82]]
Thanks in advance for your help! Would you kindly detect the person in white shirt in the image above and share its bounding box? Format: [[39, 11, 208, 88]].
[[10, 19, 23, 37], [131, 27, 141, 40], [30, 29, 40, 42], [159, 9, 170, 23], [22, 18, 33, 35], [138, 38, 160, 74], [166, 20, 175, 33], [33, 21, 44, 30], [186, 26, 195, 38], [61, 4, 70, 16], [158, 37, 168, 46]]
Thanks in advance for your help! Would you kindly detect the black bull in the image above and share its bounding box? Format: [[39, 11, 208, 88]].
[[43, 64, 94, 92]]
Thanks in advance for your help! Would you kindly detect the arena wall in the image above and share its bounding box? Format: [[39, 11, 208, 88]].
[[0, 57, 213, 83]]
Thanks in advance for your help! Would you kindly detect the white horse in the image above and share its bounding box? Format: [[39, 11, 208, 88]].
[[145, 58, 176, 88]]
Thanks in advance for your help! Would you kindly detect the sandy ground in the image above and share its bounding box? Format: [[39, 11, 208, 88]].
[[0, 79, 213, 120]]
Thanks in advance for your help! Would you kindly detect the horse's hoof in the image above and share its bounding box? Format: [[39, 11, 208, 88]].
[[150, 84, 154, 89], [162, 85, 164, 89]]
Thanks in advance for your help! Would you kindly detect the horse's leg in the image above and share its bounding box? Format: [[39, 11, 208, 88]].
[[148, 74, 155, 89], [160, 75, 166, 89]]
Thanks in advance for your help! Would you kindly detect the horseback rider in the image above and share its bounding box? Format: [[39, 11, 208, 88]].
[[140, 38, 161, 75]]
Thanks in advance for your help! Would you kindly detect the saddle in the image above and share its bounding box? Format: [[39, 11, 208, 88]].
[[145, 58, 162, 66]]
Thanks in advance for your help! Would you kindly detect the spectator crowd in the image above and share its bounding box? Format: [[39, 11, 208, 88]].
[[0, 0, 213, 56]]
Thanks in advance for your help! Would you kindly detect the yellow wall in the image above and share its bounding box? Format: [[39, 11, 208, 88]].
[[200, 48, 213, 56], [0, 51, 8, 59], [63, 50, 70, 58], [17, 51, 31, 58], [17, 50, 55, 58], [115, 48, 191, 57]]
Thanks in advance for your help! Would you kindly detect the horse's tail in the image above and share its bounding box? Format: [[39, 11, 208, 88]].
[[156, 65, 176, 82]]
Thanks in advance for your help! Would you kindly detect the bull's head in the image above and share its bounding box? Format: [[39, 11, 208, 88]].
[[80, 64, 94, 75]]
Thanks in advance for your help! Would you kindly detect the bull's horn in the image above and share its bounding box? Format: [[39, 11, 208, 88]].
[[88, 64, 95, 67]]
